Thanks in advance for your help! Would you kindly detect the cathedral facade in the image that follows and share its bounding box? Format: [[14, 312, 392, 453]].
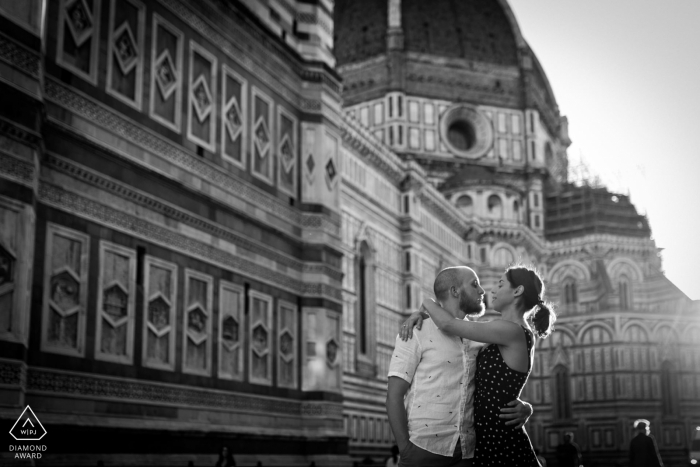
[[0, 0, 697, 465]]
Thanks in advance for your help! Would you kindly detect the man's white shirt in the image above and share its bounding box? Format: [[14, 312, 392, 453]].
[[388, 318, 484, 458]]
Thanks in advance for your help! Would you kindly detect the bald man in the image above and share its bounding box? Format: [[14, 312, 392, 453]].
[[386, 267, 532, 467]]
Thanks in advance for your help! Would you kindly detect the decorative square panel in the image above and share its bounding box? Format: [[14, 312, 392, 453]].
[[225, 102, 243, 140], [222, 316, 239, 345], [103, 284, 128, 322], [255, 120, 270, 150], [50, 271, 80, 313], [280, 137, 294, 172], [113, 23, 138, 73], [155, 51, 177, 99], [306, 154, 316, 175], [325, 159, 337, 183], [192, 76, 213, 122], [280, 331, 294, 357], [252, 324, 268, 353], [187, 307, 207, 334], [148, 296, 169, 331], [66, 0, 93, 46]]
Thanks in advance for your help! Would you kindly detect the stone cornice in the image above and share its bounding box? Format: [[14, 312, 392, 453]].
[[545, 234, 657, 257], [39, 182, 342, 303], [25, 367, 343, 418], [0, 31, 40, 77], [45, 152, 305, 272], [340, 116, 406, 185]]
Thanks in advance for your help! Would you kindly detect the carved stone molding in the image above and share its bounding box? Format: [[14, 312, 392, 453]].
[[0, 359, 25, 387], [0, 151, 34, 186], [45, 153, 304, 273], [27, 367, 302, 415], [0, 33, 40, 77], [339, 118, 405, 185]]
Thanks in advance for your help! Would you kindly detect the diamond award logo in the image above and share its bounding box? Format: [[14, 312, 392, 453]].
[[10, 406, 46, 441]]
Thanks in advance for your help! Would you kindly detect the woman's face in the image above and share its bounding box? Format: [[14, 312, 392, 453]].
[[491, 273, 517, 311]]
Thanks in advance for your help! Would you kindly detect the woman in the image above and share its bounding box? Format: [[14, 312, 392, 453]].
[[214, 446, 236, 467], [405, 265, 555, 466]]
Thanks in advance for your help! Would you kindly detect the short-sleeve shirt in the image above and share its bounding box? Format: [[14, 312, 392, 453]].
[[388, 318, 483, 458]]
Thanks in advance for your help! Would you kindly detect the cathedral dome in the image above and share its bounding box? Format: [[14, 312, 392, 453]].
[[334, 0, 561, 135], [335, 0, 522, 68]]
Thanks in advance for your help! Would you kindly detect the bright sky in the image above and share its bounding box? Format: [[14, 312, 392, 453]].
[[508, 0, 700, 300]]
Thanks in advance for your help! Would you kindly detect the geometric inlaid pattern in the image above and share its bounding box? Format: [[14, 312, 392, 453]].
[[219, 281, 244, 381], [187, 43, 217, 151], [249, 292, 272, 385], [143, 257, 176, 370], [65, 0, 94, 46], [113, 22, 138, 74], [97, 243, 135, 363], [183, 270, 212, 376], [155, 51, 177, 99], [192, 76, 213, 123]]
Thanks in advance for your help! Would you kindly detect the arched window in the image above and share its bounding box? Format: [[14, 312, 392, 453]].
[[562, 278, 578, 306], [456, 195, 474, 216], [513, 200, 520, 221], [552, 365, 572, 419], [660, 361, 679, 415], [358, 255, 368, 355], [487, 195, 503, 219], [619, 275, 632, 310], [355, 242, 374, 358]]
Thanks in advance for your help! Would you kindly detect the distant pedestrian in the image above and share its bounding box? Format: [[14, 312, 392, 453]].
[[629, 419, 663, 467], [556, 432, 582, 467], [214, 446, 236, 467], [385, 445, 399, 467]]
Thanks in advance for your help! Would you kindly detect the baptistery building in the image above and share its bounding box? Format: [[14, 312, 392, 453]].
[[0, 0, 697, 465]]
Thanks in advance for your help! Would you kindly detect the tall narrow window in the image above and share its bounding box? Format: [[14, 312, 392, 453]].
[[661, 361, 679, 415], [619, 276, 631, 310], [358, 255, 367, 354], [563, 279, 578, 306], [355, 241, 375, 371], [552, 365, 572, 419]]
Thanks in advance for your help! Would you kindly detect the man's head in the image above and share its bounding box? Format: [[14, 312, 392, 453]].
[[433, 266, 485, 319], [634, 419, 650, 435], [564, 432, 574, 443]]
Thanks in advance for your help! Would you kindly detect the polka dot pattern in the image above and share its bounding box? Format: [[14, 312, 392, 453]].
[[473, 326, 540, 466]]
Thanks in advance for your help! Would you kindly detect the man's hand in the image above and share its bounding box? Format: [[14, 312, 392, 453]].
[[499, 398, 533, 429]]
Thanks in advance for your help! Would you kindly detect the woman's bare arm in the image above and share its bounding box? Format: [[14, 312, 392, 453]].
[[422, 299, 520, 345]]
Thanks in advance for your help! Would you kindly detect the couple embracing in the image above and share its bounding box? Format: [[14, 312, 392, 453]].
[[386, 265, 555, 467]]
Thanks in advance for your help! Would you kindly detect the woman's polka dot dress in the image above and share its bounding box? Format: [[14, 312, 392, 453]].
[[473, 325, 540, 466]]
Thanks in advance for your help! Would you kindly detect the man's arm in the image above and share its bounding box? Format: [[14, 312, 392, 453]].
[[498, 399, 533, 429], [386, 376, 411, 452]]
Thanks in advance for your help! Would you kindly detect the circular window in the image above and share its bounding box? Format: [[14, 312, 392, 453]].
[[440, 104, 493, 159], [447, 120, 476, 151]]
